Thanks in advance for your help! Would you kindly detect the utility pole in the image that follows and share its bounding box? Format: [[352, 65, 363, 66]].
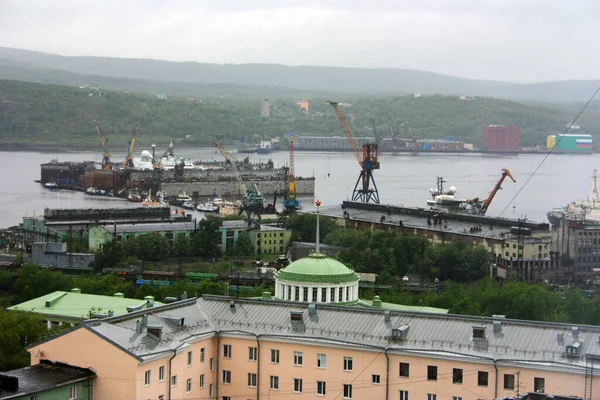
[[517, 217, 526, 282]]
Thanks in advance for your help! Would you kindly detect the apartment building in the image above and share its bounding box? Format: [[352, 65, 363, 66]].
[[28, 294, 599, 400]]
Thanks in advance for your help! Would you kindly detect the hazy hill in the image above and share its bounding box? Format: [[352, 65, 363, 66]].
[[1, 80, 597, 149], [0, 47, 598, 103]]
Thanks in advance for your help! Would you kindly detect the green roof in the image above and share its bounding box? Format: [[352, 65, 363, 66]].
[[7, 290, 163, 321], [358, 299, 449, 314], [275, 253, 359, 284]]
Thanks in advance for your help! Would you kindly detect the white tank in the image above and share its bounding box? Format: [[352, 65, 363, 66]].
[[448, 186, 457, 194], [140, 150, 152, 161]]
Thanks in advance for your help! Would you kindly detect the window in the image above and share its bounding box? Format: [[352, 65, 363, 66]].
[[209, 384, 214, 398], [293, 378, 303, 393], [294, 351, 303, 366], [222, 370, 231, 384], [222, 344, 231, 358], [200, 374, 205, 388], [309, 380, 323, 395], [504, 374, 515, 390], [427, 365, 437, 381], [343, 384, 353, 399], [171, 375, 177, 387], [159, 396, 164, 400], [399, 362, 409, 377], [271, 349, 280, 364], [478, 371, 489, 387], [399, 390, 409, 400], [534, 377, 545, 393], [248, 373, 257, 387], [427, 395, 436, 400], [270, 375, 279, 390], [144, 370, 151, 386], [248, 346, 257, 361], [200, 347, 206, 362], [69, 386, 77, 400], [452, 397, 462, 400], [187, 351, 193, 366], [186, 378, 192, 393], [210, 358, 214, 371], [452, 368, 463, 384], [317, 353, 327, 368], [372, 374, 381, 384], [159, 366, 165, 382], [223, 397, 231, 400], [343, 357, 353, 371]]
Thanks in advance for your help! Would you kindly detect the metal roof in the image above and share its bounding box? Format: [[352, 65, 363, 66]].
[[72, 295, 600, 371], [109, 222, 195, 234], [275, 253, 359, 284]]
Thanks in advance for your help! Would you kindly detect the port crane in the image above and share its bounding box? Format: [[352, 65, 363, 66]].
[[93, 120, 112, 170], [468, 169, 516, 215], [213, 142, 265, 226], [125, 122, 140, 169], [283, 136, 300, 212], [327, 101, 380, 203]]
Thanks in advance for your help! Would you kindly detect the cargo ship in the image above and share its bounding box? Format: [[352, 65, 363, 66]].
[[426, 177, 468, 208], [547, 169, 600, 225]]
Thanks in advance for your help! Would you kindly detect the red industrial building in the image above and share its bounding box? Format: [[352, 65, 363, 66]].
[[482, 125, 520, 152]]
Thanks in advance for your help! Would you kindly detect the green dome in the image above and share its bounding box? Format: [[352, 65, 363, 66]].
[[275, 253, 359, 284]]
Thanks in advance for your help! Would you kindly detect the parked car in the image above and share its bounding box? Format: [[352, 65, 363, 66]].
[[402, 276, 409, 282]]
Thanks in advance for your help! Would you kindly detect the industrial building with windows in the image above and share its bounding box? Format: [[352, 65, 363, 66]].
[[547, 134, 594, 153]]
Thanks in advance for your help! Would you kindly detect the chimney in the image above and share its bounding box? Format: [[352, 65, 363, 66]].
[[372, 296, 382, 308], [142, 314, 148, 327], [493, 321, 502, 333], [107, 310, 114, 318], [572, 327, 579, 338], [384, 311, 391, 322], [145, 296, 155, 308], [230, 301, 235, 309], [136, 320, 143, 334], [308, 303, 317, 317]]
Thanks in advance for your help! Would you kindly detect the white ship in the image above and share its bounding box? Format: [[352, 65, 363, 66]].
[[547, 169, 600, 225], [426, 177, 468, 208], [133, 142, 202, 171]]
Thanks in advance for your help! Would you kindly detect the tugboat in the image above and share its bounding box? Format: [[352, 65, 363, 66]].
[[182, 200, 196, 210], [86, 187, 107, 196], [197, 202, 219, 213], [42, 182, 59, 190]]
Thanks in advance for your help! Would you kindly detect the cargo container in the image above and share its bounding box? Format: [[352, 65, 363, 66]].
[[550, 134, 593, 153], [482, 125, 520, 152]]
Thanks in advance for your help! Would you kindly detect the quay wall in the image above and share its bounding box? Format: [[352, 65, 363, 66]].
[[161, 178, 315, 197]]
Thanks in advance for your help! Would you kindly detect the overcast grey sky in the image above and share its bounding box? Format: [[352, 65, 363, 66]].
[[0, 0, 598, 83]]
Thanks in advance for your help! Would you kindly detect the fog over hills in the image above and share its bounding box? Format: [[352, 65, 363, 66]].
[[0, 47, 597, 103]]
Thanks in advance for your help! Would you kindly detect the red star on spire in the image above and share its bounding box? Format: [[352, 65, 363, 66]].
[[315, 200, 321, 207]]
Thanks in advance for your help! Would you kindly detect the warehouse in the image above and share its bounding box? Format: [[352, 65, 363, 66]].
[[547, 134, 593, 153]]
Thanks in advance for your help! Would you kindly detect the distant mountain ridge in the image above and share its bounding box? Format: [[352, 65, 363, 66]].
[[0, 46, 598, 102]]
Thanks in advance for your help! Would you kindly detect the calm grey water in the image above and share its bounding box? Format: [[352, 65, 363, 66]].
[[0, 147, 598, 228]]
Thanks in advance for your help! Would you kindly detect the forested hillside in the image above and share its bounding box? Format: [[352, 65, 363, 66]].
[[0, 80, 598, 147]]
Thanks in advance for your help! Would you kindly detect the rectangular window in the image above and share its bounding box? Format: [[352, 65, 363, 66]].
[[171, 375, 177, 387], [322, 288, 327, 301], [312, 289, 318, 302], [452, 368, 463, 384], [222, 344, 231, 358], [344, 357, 353, 371], [427, 395, 436, 400], [159, 366, 165, 382], [159, 395, 164, 400], [209, 384, 213, 398], [317, 353, 327, 368], [186, 378, 192, 393], [223, 397, 230, 400], [293, 378, 303, 393], [331, 288, 336, 301], [144, 370, 151, 386], [504, 374, 515, 390], [478, 371, 489, 387], [534, 377, 545, 393], [294, 351, 303, 366], [399, 362, 409, 377], [222, 370, 231, 384], [199, 374, 205, 388], [248, 373, 257, 387], [399, 390, 409, 400], [372, 374, 381, 384], [270, 375, 279, 390], [210, 358, 214, 371], [248, 346, 257, 361], [427, 366, 437, 381], [187, 351, 193, 366], [69, 386, 77, 400], [271, 349, 280, 364], [303, 287, 308, 301], [317, 381, 327, 395], [343, 384, 353, 399], [200, 347, 205, 362], [452, 397, 462, 400]]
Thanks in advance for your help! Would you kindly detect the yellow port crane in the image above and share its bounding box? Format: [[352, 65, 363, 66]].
[[213, 141, 235, 165], [327, 101, 380, 203], [283, 135, 300, 212], [93, 120, 112, 170], [125, 122, 140, 169]]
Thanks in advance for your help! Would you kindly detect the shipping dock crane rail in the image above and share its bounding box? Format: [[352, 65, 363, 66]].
[[468, 169, 516, 215], [125, 122, 140, 169], [93, 120, 112, 170], [327, 101, 380, 203], [213, 141, 265, 226]]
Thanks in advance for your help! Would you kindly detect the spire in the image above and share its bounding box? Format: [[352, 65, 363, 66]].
[[315, 199, 321, 253], [592, 169, 599, 202]]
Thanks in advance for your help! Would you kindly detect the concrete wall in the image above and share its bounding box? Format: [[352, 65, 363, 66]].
[[162, 178, 315, 197]]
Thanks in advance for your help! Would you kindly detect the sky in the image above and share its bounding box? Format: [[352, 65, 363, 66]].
[[0, 0, 598, 83]]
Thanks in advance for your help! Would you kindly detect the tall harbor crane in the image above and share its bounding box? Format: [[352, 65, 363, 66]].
[[213, 142, 265, 226], [327, 101, 380, 203], [468, 169, 516, 215], [93, 120, 112, 170], [125, 122, 140, 169], [283, 135, 300, 212]]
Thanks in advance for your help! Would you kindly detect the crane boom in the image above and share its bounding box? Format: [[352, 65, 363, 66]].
[[327, 101, 362, 166], [93, 120, 112, 169], [288, 136, 296, 201], [213, 142, 246, 194], [213, 141, 233, 164], [125, 122, 139, 168], [479, 169, 516, 215]]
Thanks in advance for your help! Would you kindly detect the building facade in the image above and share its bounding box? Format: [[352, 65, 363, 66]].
[[31, 242, 94, 271], [28, 296, 600, 400], [482, 125, 520, 152]]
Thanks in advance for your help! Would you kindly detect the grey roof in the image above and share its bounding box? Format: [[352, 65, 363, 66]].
[[221, 220, 249, 230], [67, 296, 600, 371], [111, 222, 196, 234], [0, 361, 95, 399]]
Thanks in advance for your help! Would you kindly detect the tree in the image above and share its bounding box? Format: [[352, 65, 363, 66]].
[[285, 214, 337, 243], [92, 239, 123, 272], [234, 231, 254, 257], [173, 234, 191, 277], [0, 309, 47, 372], [192, 219, 223, 260], [13, 264, 72, 303]]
